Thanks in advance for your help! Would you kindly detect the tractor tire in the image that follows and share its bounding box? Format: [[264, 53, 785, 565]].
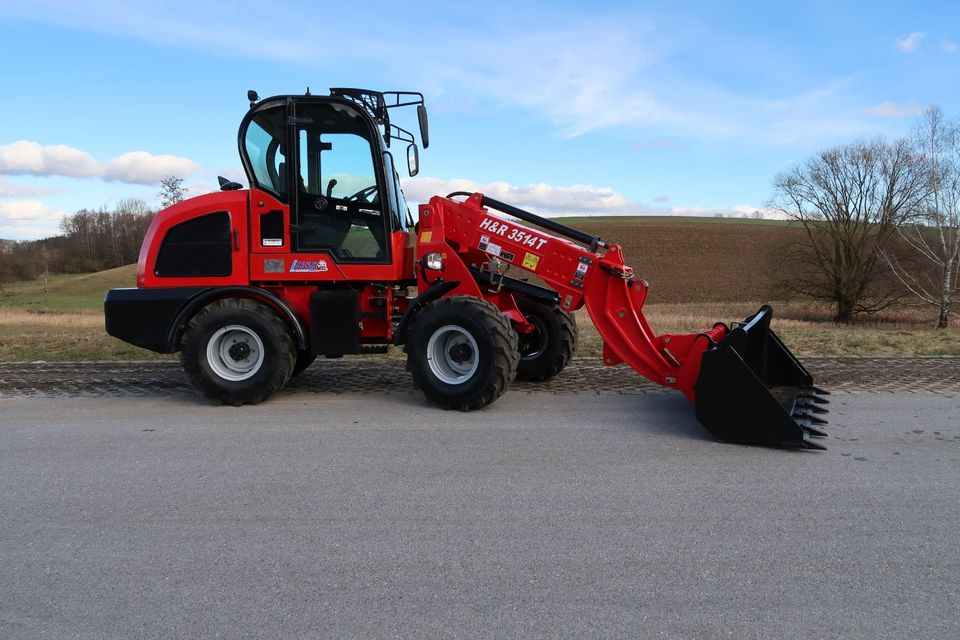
[[180, 298, 295, 405], [515, 297, 578, 382], [405, 296, 519, 411], [291, 350, 316, 377]]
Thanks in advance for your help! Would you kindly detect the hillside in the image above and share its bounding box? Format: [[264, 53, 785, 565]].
[[0, 264, 136, 312]]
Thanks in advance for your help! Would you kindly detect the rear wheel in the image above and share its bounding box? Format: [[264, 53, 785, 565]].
[[515, 297, 578, 382], [406, 296, 519, 411], [180, 298, 295, 405], [291, 350, 316, 376]]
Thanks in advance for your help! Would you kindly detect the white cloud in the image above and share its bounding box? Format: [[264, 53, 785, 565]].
[[0, 199, 63, 221], [865, 101, 925, 118], [103, 151, 198, 184], [942, 39, 958, 53], [404, 177, 636, 215], [0, 140, 198, 185], [0, 141, 100, 178], [0, 177, 59, 198], [402, 176, 766, 219], [895, 32, 925, 52], [0, 200, 66, 240]]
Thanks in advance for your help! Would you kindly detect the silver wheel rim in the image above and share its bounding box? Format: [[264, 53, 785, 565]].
[[206, 325, 265, 382], [426, 324, 479, 385]]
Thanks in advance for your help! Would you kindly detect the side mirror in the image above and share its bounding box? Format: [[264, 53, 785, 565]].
[[417, 105, 430, 149], [407, 143, 420, 177]]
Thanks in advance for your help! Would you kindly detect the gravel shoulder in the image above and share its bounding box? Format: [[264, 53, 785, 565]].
[[0, 356, 958, 398]]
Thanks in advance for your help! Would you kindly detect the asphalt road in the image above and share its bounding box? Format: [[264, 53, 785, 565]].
[[1, 391, 958, 639]]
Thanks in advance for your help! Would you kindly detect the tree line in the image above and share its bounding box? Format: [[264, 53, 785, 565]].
[[0, 199, 155, 282], [0, 177, 185, 284]]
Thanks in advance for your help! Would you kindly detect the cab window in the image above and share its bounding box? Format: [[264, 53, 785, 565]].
[[382, 152, 411, 231], [243, 105, 287, 199]]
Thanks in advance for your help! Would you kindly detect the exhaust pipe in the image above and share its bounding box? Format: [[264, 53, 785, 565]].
[[694, 305, 830, 449]]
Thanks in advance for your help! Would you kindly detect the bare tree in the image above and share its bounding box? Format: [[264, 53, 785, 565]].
[[158, 175, 186, 209], [770, 138, 928, 322], [881, 106, 960, 329]]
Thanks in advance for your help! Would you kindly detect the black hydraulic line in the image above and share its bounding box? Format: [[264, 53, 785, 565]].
[[446, 192, 608, 251], [467, 265, 561, 305]]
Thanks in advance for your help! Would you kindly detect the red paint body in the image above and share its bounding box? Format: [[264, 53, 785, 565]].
[[137, 187, 723, 401]]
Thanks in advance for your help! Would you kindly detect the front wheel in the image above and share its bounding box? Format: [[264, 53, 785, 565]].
[[406, 296, 519, 411], [515, 297, 578, 382], [180, 298, 295, 405]]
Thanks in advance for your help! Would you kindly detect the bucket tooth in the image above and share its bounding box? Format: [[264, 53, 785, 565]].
[[793, 408, 829, 425], [811, 386, 831, 396], [795, 397, 830, 414], [796, 420, 828, 438], [799, 392, 830, 405], [802, 438, 827, 451]]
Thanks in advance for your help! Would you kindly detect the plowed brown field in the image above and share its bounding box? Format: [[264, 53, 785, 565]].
[[569, 217, 804, 303]]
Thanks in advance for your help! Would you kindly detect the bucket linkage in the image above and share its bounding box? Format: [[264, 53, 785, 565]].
[[694, 305, 829, 449]]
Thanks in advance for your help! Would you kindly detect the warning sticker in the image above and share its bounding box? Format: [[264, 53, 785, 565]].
[[420, 231, 433, 243], [522, 252, 540, 271]]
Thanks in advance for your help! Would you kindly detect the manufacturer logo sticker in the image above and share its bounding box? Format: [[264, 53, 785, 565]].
[[290, 259, 328, 273], [522, 252, 540, 271]]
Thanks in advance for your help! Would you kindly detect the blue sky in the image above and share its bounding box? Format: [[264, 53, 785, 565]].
[[1, 0, 958, 239]]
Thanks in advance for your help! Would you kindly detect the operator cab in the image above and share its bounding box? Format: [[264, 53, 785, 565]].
[[238, 88, 427, 265]]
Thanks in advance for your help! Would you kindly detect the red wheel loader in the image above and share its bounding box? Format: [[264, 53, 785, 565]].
[[105, 88, 830, 449]]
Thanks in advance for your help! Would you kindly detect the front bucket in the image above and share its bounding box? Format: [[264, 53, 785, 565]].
[[694, 305, 829, 449]]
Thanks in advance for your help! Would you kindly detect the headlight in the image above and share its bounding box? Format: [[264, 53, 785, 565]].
[[422, 252, 444, 271]]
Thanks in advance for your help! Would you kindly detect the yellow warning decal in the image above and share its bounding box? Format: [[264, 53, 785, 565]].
[[419, 231, 433, 243], [522, 252, 540, 271]]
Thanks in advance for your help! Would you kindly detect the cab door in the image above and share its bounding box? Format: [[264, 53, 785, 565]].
[[289, 101, 392, 271]]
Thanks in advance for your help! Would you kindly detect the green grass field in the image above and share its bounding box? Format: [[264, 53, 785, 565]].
[[0, 265, 136, 313]]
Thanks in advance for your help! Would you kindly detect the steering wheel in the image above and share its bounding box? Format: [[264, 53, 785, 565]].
[[346, 185, 378, 204]]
